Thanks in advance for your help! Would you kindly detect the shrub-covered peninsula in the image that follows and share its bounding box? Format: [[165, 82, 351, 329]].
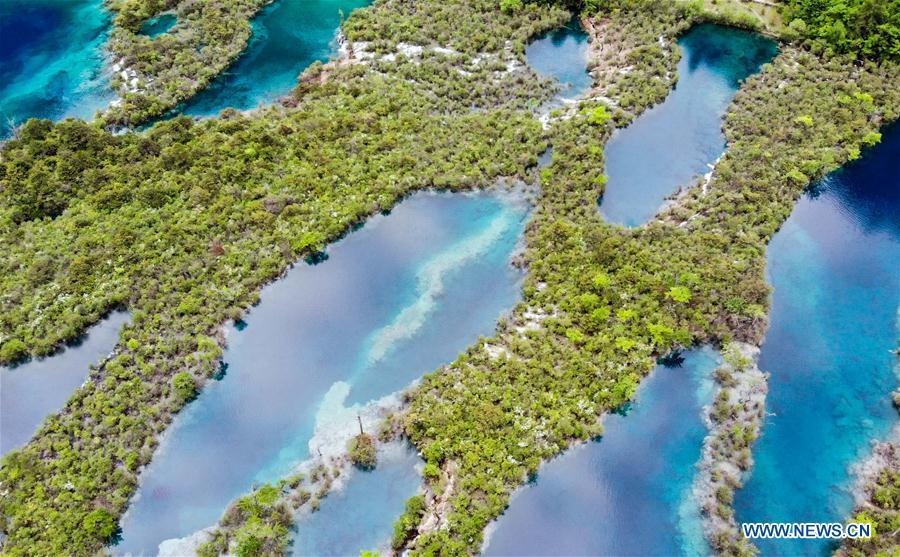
[[0, 0, 898, 555]]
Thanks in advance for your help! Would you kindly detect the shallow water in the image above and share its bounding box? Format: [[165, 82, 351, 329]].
[[139, 13, 176, 38], [599, 24, 777, 227], [291, 442, 422, 556], [0, 310, 129, 456], [733, 125, 900, 556], [0, 0, 114, 138], [114, 192, 527, 555], [484, 347, 719, 556], [524, 17, 591, 102], [179, 0, 371, 117]]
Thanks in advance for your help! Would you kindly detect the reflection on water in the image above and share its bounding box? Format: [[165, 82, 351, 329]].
[[600, 25, 777, 227], [734, 125, 900, 556], [1, 310, 130, 455], [524, 17, 591, 102], [484, 347, 719, 556], [115, 192, 528, 555], [291, 442, 422, 556]]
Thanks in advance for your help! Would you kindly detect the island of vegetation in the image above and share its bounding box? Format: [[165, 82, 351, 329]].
[[103, 0, 273, 126], [0, 0, 898, 555]]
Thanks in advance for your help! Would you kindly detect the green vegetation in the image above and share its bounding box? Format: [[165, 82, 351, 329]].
[[2, 0, 899, 553], [103, 0, 272, 125], [782, 0, 900, 60], [0, 0, 570, 554], [837, 445, 900, 557], [348, 432, 378, 469], [390, 0, 900, 553], [197, 483, 293, 557]]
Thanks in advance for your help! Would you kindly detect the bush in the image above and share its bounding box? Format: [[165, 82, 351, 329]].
[[348, 433, 377, 469], [172, 372, 197, 403]]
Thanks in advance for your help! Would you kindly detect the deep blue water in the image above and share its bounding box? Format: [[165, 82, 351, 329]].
[[0, 310, 129, 456], [484, 348, 719, 556], [139, 13, 176, 38], [599, 24, 777, 227], [0, 0, 114, 137], [179, 0, 371, 117], [291, 442, 422, 555], [114, 192, 528, 555], [524, 17, 591, 102], [733, 125, 900, 556]]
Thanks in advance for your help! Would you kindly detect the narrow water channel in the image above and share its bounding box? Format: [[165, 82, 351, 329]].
[[733, 125, 900, 556], [114, 191, 528, 555], [599, 24, 777, 227], [291, 442, 422, 555], [0, 310, 129, 456], [482, 23, 777, 557], [484, 348, 719, 556], [179, 0, 371, 117], [139, 13, 177, 38], [0, 0, 114, 138]]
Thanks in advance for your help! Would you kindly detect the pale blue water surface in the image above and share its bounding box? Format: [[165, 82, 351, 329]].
[[0, 310, 129, 456], [599, 25, 777, 226], [484, 348, 719, 556], [525, 17, 591, 101], [291, 442, 422, 556], [114, 192, 528, 555]]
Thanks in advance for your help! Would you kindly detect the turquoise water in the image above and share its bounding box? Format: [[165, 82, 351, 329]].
[[179, 0, 371, 117], [599, 25, 777, 227], [734, 125, 900, 556], [291, 442, 422, 555], [524, 17, 591, 102], [0, 310, 129, 456], [484, 348, 719, 556], [139, 13, 176, 38], [0, 0, 114, 138], [114, 192, 528, 555]]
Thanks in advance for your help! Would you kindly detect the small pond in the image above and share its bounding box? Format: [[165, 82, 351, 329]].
[[599, 24, 777, 227], [139, 13, 176, 38], [524, 17, 592, 102]]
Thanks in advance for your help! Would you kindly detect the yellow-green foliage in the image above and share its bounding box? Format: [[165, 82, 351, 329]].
[[395, 1, 900, 554], [0, 0, 568, 554], [103, 0, 273, 125]]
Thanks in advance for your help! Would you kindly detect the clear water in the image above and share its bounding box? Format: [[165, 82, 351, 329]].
[[524, 17, 591, 102], [291, 442, 422, 556], [733, 125, 900, 556], [599, 24, 777, 227], [114, 192, 528, 555], [139, 13, 176, 38], [0, 310, 129, 456], [0, 0, 114, 138], [179, 0, 371, 117], [484, 347, 719, 556]]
